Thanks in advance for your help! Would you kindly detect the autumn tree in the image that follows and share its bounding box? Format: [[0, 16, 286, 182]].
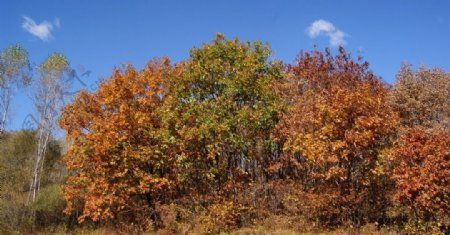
[[389, 63, 450, 131], [391, 129, 449, 229], [388, 64, 449, 232], [57, 36, 449, 233], [0, 44, 31, 132], [162, 34, 283, 196], [274, 48, 399, 226], [60, 58, 181, 227]]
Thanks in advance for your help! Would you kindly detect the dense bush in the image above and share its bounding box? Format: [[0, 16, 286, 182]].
[[0, 130, 65, 233]]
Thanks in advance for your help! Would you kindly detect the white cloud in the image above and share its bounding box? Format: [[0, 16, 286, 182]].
[[306, 19, 347, 47], [21, 16, 60, 41]]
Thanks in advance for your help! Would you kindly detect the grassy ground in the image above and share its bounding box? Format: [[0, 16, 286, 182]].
[[37, 227, 398, 235], [36, 216, 400, 235]]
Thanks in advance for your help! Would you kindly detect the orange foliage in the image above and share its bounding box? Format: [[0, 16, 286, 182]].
[[392, 129, 450, 222], [59, 58, 183, 225], [274, 48, 399, 225], [56, 37, 448, 233]]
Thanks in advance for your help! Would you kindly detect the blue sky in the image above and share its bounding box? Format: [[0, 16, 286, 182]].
[[1, 0, 450, 131]]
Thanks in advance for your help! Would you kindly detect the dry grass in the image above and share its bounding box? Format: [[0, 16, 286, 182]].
[[35, 215, 400, 235], [226, 215, 398, 235]]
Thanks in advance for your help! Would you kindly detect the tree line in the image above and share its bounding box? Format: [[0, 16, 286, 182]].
[[0, 34, 449, 234]]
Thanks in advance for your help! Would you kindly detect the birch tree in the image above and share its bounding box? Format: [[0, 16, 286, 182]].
[[29, 53, 69, 202], [0, 44, 31, 132]]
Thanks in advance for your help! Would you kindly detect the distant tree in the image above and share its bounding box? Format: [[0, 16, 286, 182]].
[[273, 48, 399, 226], [388, 63, 450, 131], [0, 131, 34, 232], [0, 130, 62, 233], [60, 58, 180, 227], [0, 44, 31, 132]]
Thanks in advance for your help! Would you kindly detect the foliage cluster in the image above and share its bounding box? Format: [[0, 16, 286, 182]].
[[1, 35, 448, 234], [58, 35, 449, 234]]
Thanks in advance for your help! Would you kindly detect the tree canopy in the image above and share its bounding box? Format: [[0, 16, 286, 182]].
[[1, 35, 448, 234]]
